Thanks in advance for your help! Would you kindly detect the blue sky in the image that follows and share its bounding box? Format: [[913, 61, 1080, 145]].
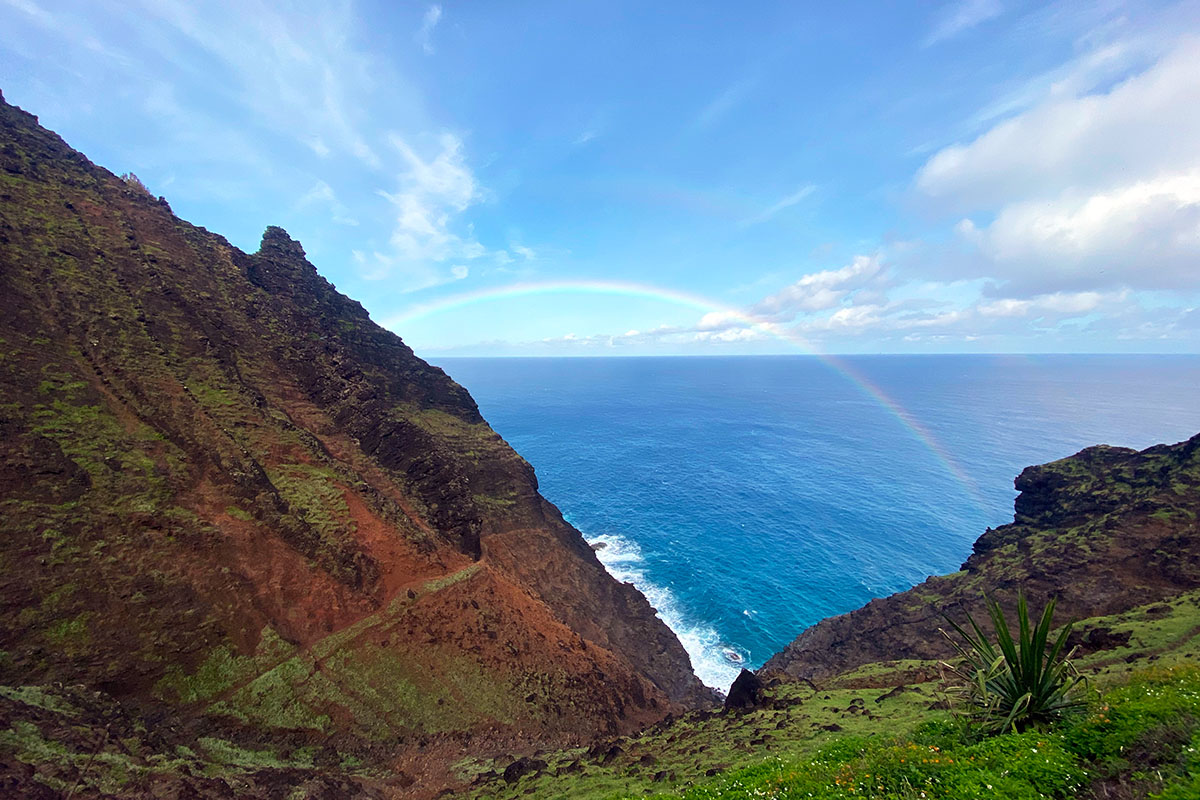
[[3, 0, 1199, 356]]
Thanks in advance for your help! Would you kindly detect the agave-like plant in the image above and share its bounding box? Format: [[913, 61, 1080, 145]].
[[938, 592, 1087, 733]]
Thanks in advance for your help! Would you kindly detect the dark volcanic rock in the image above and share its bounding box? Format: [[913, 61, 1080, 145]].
[[724, 668, 765, 710], [503, 756, 547, 783], [1065, 625, 1133, 655], [761, 434, 1200, 682], [0, 90, 714, 795]]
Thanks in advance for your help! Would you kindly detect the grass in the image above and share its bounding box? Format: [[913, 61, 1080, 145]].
[[465, 681, 943, 799], [0, 682, 371, 796], [472, 593, 1200, 800], [154, 625, 295, 705], [267, 462, 356, 548], [625, 665, 1200, 800], [224, 505, 253, 521], [402, 405, 492, 441], [179, 563, 519, 738], [1073, 590, 1200, 677]]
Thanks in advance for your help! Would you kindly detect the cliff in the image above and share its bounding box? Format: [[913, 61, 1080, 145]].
[[462, 433, 1200, 799], [0, 90, 711, 794], [761, 433, 1200, 680]]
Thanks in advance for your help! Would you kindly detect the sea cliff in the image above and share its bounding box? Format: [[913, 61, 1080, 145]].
[[3, 89, 1200, 799], [0, 90, 711, 796], [761, 434, 1200, 681], [464, 433, 1200, 799]]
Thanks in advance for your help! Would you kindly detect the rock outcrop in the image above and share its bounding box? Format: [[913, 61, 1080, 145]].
[[761, 434, 1200, 681], [723, 668, 764, 710], [0, 88, 712, 791]]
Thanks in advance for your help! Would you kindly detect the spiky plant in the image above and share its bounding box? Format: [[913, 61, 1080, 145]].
[[938, 592, 1087, 733]]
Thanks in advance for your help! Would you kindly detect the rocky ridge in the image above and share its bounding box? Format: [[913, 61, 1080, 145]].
[[0, 89, 712, 795], [461, 432, 1200, 799], [5, 85, 1200, 799], [761, 433, 1200, 680]]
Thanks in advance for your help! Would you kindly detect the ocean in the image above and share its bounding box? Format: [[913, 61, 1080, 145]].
[[431, 355, 1200, 691]]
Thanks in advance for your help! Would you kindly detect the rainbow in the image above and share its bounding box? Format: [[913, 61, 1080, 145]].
[[385, 280, 986, 509]]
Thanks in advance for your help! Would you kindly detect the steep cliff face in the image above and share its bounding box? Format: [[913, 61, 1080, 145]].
[[761, 433, 1200, 681], [0, 88, 711, 770]]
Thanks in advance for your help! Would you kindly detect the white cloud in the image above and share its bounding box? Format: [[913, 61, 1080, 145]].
[[977, 290, 1123, 318], [916, 39, 1200, 211], [297, 179, 359, 226], [435, 280, 1197, 355], [959, 39, 1154, 135], [958, 173, 1200, 292], [924, 0, 1003, 47], [696, 79, 755, 128], [389, 132, 478, 211], [914, 36, 1200, 296], [372, 132, 488, 286], [752, 255, 884, 319], [697, 310, 746, 331], [416, 4, 442, 55], [2, 0, 132, 63], [769, 287, 1147, 342], [129, 0, 388, 168], [696, 327, 766, 343], [354, 132, 491, 291], [815, 304, 887, 331], [305, 136, 332, 158], [675, 261, 1168, 348], [742, 184, 816, 227]]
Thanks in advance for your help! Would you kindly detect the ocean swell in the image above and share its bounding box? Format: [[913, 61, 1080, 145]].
[[585, 531, 747, 692]]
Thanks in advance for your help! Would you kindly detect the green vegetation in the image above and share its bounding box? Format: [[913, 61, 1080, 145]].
[[664, 729, 1085, 800], [154, 626, 295, 705], [196, 736, 310, 770], [224, 505, 253, 521], [474, 491, 518, 510], [0, 688, 358, 796], [631, 665, 1200, 800], [476, 594, 1200, 800], [405, 404, 491, 440], [939, 593, 1086, 733], [210, 563, 525, 738], [267, 463, 355, 548], [119, 172, 152, 196]]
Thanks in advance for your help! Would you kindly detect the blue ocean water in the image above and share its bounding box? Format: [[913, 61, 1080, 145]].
[[432, 355, 1200, 691]]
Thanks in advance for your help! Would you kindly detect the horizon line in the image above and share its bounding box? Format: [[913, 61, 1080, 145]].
[[422, 351, 1200, 359]]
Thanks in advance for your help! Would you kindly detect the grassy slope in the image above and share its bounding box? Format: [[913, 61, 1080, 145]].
[[3, 93, 1198, 798], [5, 593, 1195, 798], [462, 437, 1200, 800], [463, 592, 1200, 799], [1, 90, 716, 796]]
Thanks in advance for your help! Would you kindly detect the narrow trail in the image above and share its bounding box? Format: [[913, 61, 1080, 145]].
[[207, 563, 484, 710]]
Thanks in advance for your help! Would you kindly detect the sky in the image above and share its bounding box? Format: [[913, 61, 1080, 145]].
[[2, 0, 1199, 356]]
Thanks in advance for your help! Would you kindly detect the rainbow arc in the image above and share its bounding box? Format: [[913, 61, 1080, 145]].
[[386, 280, 986, 509]]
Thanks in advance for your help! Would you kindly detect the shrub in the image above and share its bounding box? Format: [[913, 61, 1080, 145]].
[[1064, 665, 1200, 775], [1152, 728, 1200, 799], [119, 172, 152, 196], [939, 592, 1086, 733]]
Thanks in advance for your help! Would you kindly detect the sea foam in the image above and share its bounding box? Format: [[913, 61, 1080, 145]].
[[442, 355, 1200, 702], [586, 531, 748, 692]]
